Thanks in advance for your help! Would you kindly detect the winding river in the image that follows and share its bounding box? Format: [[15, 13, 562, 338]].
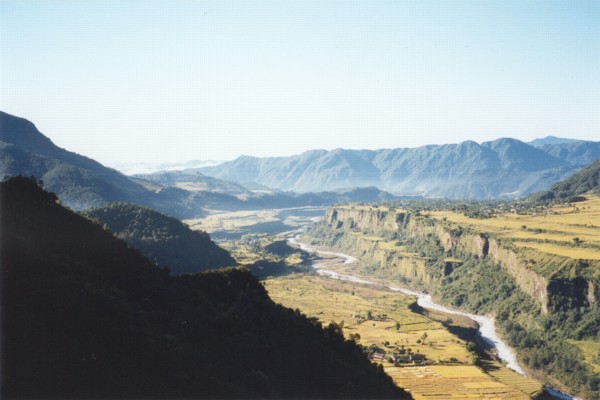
[[287, 235, 579, 400]]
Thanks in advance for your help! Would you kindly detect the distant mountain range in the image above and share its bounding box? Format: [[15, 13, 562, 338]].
[[0, 112, 409, 217], [2, 111, 598, 204], [198, 137, 600, 198]]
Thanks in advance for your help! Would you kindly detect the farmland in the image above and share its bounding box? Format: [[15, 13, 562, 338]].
[[305, 192, 600, 399], [428, 195, 600, 261], [265, 274, 544, 400]]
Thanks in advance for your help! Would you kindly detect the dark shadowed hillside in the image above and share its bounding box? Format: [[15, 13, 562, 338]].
[[1, 176, 410, 399], [85, 203, 236, 274]]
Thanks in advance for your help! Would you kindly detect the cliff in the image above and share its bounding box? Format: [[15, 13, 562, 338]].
[[322, 206, 598, 314]]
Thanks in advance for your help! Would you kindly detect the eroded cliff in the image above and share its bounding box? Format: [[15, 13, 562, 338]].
[[321, 206, 597, 314]]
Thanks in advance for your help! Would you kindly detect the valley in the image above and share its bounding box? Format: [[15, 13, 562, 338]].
[[2, 111, 599, 399], [3, 1, 599, 398], [184, 206, 324, 240], [298, 189, 600, 398], [264, 251, 547, 400]]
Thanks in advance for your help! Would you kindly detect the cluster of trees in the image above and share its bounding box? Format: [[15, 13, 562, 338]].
[[1, 177, 411, 399]]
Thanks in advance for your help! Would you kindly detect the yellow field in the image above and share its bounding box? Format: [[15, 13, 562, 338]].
[[185, 209, 282, 233], [513, 241, 600, 260], [428, 194, 600, 262], [384, 364, 537, 400], [265, 274, 542, 399]]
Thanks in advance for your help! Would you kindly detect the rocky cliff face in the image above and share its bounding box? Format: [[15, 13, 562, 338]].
[[322, 207, 596, 314]]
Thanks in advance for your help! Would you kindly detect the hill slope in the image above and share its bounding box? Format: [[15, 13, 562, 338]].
[[85, 203, 236, 274], [1, 176, 409, 399], [529, 158, 600, 202], [0, 111, 152, 210]]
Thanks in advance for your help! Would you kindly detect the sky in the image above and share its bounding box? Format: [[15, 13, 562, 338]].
[[1, 1, 599, 167]]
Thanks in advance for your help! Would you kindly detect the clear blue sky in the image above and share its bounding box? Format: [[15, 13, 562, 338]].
[[1, 0, 599, 166]]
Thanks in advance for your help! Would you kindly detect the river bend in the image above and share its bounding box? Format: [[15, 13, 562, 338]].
[[287, 236, 578, 400]]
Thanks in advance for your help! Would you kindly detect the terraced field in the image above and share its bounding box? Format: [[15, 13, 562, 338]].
[[265, 274, 543, 399], [385, 365, 532, 400], [428, 194, 600, 261]]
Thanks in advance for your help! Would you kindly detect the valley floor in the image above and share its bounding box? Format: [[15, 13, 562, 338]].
[[265, 270, 546, 400]]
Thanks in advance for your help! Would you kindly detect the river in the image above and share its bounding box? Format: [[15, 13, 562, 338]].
[[287, 235, 579, 400]]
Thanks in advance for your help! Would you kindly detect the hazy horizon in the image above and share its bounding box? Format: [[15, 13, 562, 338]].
[[2, 1, 599, 167]]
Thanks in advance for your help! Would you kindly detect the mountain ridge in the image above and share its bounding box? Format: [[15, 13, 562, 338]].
[[199, 139, 597, 198], [3, 111, 599, 202]]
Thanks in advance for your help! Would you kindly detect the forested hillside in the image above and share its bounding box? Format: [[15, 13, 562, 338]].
[[85, 203, 236, 274], [529, 158, 600, 202], [1, 177, 410, 399]]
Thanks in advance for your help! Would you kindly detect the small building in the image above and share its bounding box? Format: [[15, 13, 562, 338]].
[[369, 352, 386, 362]]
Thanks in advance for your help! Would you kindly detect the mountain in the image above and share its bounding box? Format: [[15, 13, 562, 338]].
[[528, 158, 600, 202], [85, 203, 236, 274], [1, 176, 409, 399], [200, 138, 588, 199], [528, 136, 580, 147], [4, 111, 596, 204]]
